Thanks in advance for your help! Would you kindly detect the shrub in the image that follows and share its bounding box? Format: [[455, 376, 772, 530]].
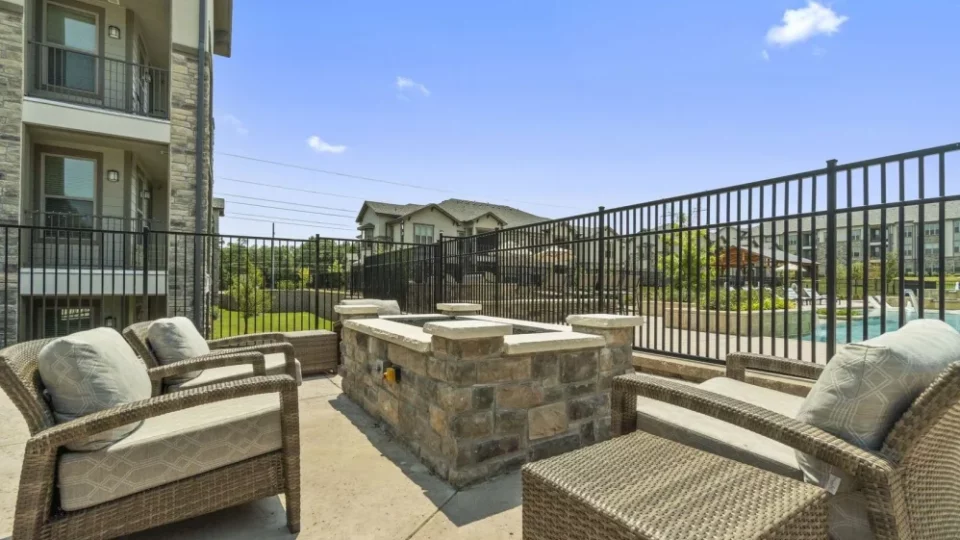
[[701, 290, 794, 311], [276, 280, 298, 290]]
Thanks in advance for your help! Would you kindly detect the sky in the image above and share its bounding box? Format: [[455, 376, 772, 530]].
[[211, 1, 960, 239]]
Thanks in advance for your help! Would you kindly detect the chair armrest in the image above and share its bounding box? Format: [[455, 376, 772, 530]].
[[612, 373, 894, 485], [207, 333, 286, 350], [147, 350, 267, 381], [27, 375, 297, 452], [726, 352, 824, 382], [215, 342, 297, 379]]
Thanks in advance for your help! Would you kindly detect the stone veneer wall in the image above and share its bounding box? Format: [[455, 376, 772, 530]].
[[340, 322, 635, 487], [167, 47, 213, 322], [0, 2, 22, 345]]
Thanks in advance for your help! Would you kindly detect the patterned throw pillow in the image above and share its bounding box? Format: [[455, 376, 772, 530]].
[[797, 318, 960, 540], [146, 317, 211, 383], [38, 328, 152, 451]]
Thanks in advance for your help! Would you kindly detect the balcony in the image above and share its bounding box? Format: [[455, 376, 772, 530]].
[[27, 42, 170, 120], [21, 210, 166, 270]]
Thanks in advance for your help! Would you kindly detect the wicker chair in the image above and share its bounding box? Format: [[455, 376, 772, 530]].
[[0, 338, 301, 540], [613, 353, 960, 540], [123, 321, 300, 395]]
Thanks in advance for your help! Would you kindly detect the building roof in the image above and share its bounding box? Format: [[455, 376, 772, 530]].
[[357, 198, 547, 228]]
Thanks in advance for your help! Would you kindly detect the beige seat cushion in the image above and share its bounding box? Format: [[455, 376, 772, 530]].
[[168, 353, 302, 391], [635, 377, 805, 480], [58, 393, 282, 511], [38, 328, 152, 451], [146, 317, 211, 383]]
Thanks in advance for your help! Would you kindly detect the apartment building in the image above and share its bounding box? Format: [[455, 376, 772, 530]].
[[749, 201, 960, 275], [0, 0, 233, 343]]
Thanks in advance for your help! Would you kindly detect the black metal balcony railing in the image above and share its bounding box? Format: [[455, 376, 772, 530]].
[[22, 211, 165, 269], [28, 42, 169, 120]]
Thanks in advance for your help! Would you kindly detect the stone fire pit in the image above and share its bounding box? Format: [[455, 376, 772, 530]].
[[336, 302, 642, 487]]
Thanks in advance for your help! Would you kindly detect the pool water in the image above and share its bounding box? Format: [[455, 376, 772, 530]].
[[810, 311, 960, 343]]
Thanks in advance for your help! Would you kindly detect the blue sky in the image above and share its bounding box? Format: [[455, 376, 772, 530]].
[[212, 1, 959, 239]]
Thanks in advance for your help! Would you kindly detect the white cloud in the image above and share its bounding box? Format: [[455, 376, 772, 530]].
[[766, 1, 848, 47], [395, 76, 430, 97], [307, 136, 347, 154], [761, 49, 770, 61], [221, 114, 249, 136]]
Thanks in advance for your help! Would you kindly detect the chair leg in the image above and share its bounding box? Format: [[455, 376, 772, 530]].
[[286, 486, 301, 533]]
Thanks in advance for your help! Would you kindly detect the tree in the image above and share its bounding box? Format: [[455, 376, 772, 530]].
[[297, 267, 311, 288], [229, 261, 271, 332], [656, 216, 715, 302]]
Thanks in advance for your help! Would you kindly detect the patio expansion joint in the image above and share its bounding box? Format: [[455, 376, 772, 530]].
[[401, 490, 459, 540]]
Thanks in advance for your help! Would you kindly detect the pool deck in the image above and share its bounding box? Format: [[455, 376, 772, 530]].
[[634, 315, 832, 364], [0, 374, 525, 540]]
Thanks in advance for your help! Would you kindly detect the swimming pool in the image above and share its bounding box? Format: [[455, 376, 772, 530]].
[[810, 311, 960, 343]]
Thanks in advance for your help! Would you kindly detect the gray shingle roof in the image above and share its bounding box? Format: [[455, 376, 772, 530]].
[[360, 198, 547, 228]]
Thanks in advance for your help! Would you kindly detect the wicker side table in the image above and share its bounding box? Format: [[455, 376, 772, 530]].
[[523, 431, 827, 540], [281, 330, 338, 376]]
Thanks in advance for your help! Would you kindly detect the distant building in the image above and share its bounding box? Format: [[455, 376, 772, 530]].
[[355, 199, 547, 244]]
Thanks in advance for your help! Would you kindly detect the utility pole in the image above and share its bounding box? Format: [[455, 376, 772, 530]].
[[271, 222, 277, 288]]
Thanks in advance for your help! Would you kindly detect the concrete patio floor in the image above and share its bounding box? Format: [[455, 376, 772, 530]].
[[0, 375, 522, 540]]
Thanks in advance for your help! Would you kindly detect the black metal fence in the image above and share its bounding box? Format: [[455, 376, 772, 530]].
[[3, 143, 959, 366], [370, 142, 960, 364], [0, 223, 417, 347]]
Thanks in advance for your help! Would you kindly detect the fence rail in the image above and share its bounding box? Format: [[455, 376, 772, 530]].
[[370, 142, 960, 365], [2, 143, 959, 367]]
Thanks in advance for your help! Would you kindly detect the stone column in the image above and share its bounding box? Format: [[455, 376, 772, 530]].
[[567, 314, 643, 438], [436, 302, 482, 317], [0, 2, 23, 346], [333, 304, 381, 323], [167, 46, 213, 323], [422, 319, 513, 486]]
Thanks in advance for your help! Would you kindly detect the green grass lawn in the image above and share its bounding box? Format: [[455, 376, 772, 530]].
[[211, 308, 333, 339]]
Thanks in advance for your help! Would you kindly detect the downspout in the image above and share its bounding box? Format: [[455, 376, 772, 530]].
[[193, 0, 208, 330]]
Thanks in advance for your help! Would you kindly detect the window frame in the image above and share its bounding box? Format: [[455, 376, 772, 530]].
[[413, 223, 435, 245], [41, 0, 105, 97], [40, 151, 98, 226]]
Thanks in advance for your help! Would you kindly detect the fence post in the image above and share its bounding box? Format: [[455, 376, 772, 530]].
[[597, 206, 606, 313], [141, 226, 150, 322], [314, 236, 321, 329], [494, 228, 501, 317], [434, 233, 444, 306], [825, 159, 838, 359]]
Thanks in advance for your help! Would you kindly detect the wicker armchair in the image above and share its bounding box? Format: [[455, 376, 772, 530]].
[[123, 321, 300, 395], [613, 353, 960, 540], [0, 338, 301, 540]]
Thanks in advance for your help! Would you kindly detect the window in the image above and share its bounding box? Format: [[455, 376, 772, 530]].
[[870, 245, 883, 259], [385, 224, 394, 239], [44, 2, 99, 93], [954, 221, 960, 254], [924, 241, 938, 256], [925, 223, 939, 237], [413, 224, 434, 244], [850, 228, 862, 242], [42, 154, 96, 230]]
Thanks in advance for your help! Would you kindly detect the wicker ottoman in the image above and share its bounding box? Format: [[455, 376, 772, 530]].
[[281, 330, 338, 376], [522, 431, 827, 540]]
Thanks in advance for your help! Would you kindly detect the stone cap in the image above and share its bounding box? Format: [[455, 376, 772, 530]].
[[423, 320, 512, 340], [502, 332, 605, 356], [566, 314, 644, 329], [342, 319, 432, 353], [436, 303, 483, 313], [334, 304, 381, 316]]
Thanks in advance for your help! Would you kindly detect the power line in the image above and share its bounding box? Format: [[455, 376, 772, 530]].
[[216, 153, 580, 210], [218, 192, 354, 213], [226, 212, 357, 230], [221, 216, 356, 232], [222, 199, 355, 219], [218, 152, 455, 193], [218, 176, 366, 201]]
